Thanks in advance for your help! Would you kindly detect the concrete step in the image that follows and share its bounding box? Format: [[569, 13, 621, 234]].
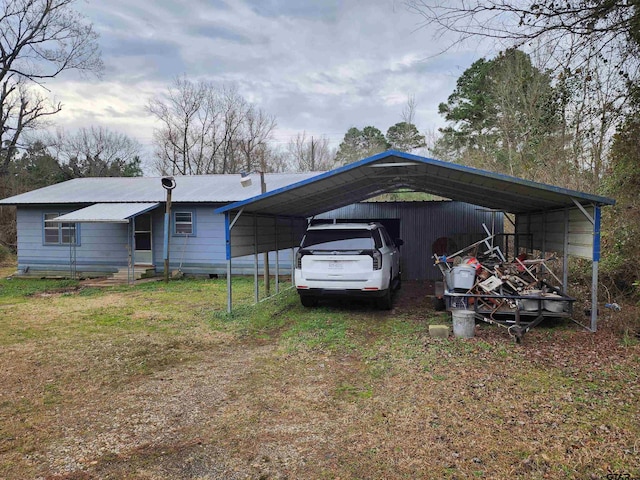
[[112, 265, 156, 280], [110, 266, 156, 281], [81, 267, 158, 287]]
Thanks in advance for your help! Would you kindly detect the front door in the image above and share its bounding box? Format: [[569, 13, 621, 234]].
[[134, 214, 153, 265]]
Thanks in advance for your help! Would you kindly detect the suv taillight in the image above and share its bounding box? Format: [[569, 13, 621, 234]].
[[296, 250, 304, 269], [372, 250, 382, 270]]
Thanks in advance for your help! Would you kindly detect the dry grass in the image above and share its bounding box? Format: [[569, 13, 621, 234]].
[[0, 269, 638, 479]]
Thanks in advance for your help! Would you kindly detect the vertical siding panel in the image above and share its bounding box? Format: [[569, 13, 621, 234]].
[[317, 201, 503, 280]]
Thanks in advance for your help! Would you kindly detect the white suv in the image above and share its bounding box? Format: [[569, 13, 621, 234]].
[[294, 222, 402, 309]]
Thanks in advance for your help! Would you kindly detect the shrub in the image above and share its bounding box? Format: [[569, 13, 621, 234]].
[[0, 244, 10, 264]]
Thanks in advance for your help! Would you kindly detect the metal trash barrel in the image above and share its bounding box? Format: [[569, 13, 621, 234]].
[[452, 310, 476, 338]]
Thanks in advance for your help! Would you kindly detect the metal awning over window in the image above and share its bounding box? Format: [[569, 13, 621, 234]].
[[50, 203, 159, 223]]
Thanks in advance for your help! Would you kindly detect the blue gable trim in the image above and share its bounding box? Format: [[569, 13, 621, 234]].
[[214, 150, 616, 215]]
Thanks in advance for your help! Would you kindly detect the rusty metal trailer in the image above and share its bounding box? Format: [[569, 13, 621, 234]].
[[445, 291, 575, 342], [437, 225, 578, 342]]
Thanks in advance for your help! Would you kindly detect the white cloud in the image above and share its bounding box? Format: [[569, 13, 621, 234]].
[[38, 0, 491, 168]]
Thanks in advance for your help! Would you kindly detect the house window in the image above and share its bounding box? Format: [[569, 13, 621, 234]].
[[174, 211, 194, 235], [44, 213, 78, 245]]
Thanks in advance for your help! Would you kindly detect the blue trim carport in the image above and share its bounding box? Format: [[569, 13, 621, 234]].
[[215, 151, 613, 217], [217, 151, 614, 331]]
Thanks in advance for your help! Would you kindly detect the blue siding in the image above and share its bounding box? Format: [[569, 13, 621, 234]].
[[17, 206, 129, 274], [151, 205, 293, 275], [16, 205, 292, 277], [15, 201, 498, 280], [153, 205, 224, 272]]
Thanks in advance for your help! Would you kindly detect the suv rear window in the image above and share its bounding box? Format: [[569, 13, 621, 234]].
[[301, 229, 376, 250]]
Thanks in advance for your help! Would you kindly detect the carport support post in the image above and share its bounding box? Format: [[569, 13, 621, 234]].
[[274, 215, 279, 294], [254, 213, 259, 303], [261, 172, 270, 297], [562, 208, 569, 292], [591, 206, 601, 332], [290, 217, 295, 282], [131, 216, 136, 285], [128, 219, 133, 285], [225, 212, 232, 314]]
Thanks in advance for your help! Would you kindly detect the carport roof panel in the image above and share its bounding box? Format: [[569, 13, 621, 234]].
[[215, 151, 615, 217]]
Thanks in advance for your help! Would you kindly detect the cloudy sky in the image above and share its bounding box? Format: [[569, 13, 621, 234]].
[[46, 0, 494, 169]]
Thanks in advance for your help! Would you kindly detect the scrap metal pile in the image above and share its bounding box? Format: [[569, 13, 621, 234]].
[[434, 225, 574, 341]]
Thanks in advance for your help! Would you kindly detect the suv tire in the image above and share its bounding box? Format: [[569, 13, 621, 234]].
[[376, 273, 393, 310], [300, 295, 319, 308], [377, 288, 393, 310]]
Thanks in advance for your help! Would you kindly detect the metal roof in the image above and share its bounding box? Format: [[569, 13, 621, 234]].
[[0, 172, 319, 205], [215, 151, 615, 216], [307, 222, 381, 231], [50, 203, 159, 223]]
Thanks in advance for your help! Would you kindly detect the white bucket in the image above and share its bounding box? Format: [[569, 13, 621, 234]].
[[452, 310, 476, 338], [521, 290, 542, 311], [543, 293, 568, 313]]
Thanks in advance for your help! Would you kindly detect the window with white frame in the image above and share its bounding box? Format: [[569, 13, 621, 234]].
[[44, 213, 77, 245], [174, 211, 194, 235]]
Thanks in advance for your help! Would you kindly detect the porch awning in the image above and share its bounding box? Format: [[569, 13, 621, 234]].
[[49, 203, 159, 223]]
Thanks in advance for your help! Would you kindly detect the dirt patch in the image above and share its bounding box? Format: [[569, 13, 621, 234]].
[[30, 287, 81, 298], [32, 343, 274, 478], [1, 280, 638, 479]]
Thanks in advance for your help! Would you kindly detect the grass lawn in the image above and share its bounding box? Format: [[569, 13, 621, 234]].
[[0, 262, 638, 479]]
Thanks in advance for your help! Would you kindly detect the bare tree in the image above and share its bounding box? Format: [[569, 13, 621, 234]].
[[148, 78, 277, 175], [48, 126, 142, 177], [402, 94, 417, 125], [264, 146, 289, 173], [286, 132, 334, 172], [218, 85, 247, 174], [239, 105, 276, 173], [1, 80, 62, 172], [148, 76, 209, 175], [557, 48, 631, 190], [406, 1, 638, 69], [0, 0, 102, 176]]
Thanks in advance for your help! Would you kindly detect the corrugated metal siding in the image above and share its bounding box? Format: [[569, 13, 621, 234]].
[[228, 214, 306, 258], [317, 201, 503, 280], [1, 173, 319, 205], [515, 206, 594, 260]]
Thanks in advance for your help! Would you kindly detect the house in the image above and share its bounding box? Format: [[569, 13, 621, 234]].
[[0, 170, 501, 281], [0, 173, 317, 279], [1, 149, 615, 329]]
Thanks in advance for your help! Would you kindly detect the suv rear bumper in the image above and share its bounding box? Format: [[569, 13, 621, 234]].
[[296, 288, 388, 298], [294, 269, 388, 291]]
